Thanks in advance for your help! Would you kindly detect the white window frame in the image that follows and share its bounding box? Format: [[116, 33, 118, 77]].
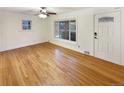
[[54, 18, 78, 43]]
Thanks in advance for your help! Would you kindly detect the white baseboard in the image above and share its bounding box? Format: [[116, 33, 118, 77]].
[[0, 40, 48, 52]]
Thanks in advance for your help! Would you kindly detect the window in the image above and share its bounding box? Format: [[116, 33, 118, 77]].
[[98, 17, 114, 22], [22, 20, 31, 30], [55, 19, 76, 42]]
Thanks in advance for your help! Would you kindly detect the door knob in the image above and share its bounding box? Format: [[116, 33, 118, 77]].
[[94, 37, 98, 39], [94, 32, 97, 36]]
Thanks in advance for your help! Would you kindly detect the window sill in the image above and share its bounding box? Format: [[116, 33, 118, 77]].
[[54, 38, 77, 45]]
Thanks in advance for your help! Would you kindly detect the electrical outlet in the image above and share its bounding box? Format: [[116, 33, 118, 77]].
[[78, 45, 80, 48]]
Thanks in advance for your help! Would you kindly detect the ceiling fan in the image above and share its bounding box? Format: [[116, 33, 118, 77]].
[[36, 7, 56, 19]]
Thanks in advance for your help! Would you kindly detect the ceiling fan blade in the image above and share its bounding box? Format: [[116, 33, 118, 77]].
[[47, 12, 56, 15], [40, 7, 46, 9]]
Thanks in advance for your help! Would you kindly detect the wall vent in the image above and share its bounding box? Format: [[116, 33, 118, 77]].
[[84, 51, 90, 55]]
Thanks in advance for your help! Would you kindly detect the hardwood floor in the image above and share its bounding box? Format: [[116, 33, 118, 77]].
[[0, 42, 124, 86]]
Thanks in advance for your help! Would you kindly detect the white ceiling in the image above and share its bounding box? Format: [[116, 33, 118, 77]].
[[0, 7, 85, 15]]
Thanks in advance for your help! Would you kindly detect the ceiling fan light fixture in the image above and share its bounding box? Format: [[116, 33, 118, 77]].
[[38, 14, 47, 19], [42, 9, 47, 13]]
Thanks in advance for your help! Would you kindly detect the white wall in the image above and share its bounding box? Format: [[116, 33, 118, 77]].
[[48, 8, 94, 55], [120, 8, 124, 66], [48, 7, 124, 66], [0, 11, 48, 51]]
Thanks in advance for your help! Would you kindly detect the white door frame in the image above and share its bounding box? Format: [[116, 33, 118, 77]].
[[93, 10, 121, 64]]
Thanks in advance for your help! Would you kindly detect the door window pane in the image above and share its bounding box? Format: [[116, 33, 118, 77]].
[[98, 17, 114, 22]]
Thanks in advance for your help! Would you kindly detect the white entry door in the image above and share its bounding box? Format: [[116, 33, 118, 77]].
[[94, 11, 121, 65]]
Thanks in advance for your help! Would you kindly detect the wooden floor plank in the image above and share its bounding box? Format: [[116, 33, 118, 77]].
[[0, 42, 124, 86]]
